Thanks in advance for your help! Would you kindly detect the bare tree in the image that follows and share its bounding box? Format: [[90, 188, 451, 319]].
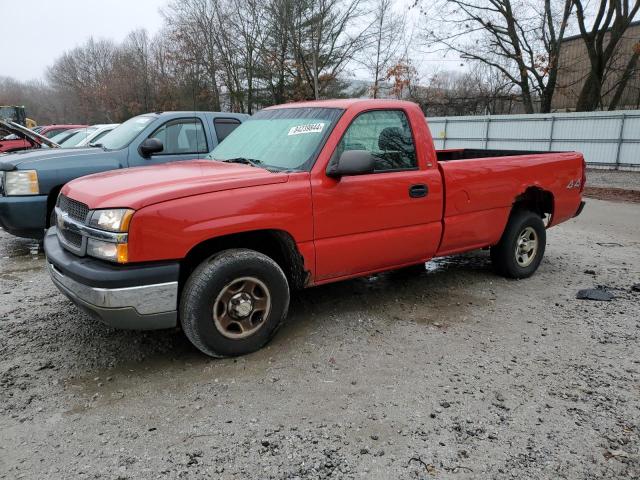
[[607, 40, 640, 109], [360, 0, 406, 98], [229, 0, 262, 113], [420, 0, 573, 113], [47, 38, 119, 122], [258, 0, 294, 104], [572, 0, 640, 111], [164, 0, 224, 111], [289, 0, 370, 99]]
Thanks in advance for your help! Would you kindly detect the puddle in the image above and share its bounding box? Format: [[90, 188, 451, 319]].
[[0, 239, 42, 258]]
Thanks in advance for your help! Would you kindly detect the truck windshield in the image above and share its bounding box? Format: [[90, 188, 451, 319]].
[[99, 115, 155, 150], [207, 107, 343, 171]]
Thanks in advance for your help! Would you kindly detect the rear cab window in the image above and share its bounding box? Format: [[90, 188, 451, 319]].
[[335, 110, 417, 172], [213, 118, 242, 143]]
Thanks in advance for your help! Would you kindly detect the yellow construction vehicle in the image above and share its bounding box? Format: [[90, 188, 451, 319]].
[[0, 105, 37, 129]]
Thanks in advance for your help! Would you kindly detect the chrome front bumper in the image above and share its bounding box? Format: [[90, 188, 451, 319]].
[[47, 262, 178, 330]]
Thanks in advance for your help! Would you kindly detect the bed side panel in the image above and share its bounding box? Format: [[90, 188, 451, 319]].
[[436, 152, 584, 256]]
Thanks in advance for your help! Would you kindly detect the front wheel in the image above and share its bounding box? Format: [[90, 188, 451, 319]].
[[490, 209, 546, 279], [180, 249, 290, 358]]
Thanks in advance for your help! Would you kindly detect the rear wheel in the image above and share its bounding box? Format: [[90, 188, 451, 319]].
[[180, 249, 290, 358], [490, 209, 546, 279]]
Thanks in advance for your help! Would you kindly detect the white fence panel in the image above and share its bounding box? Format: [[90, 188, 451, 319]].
[[427, 110, 640, 169]]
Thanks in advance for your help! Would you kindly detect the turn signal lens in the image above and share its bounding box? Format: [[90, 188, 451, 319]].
[[116, 243, 128, 264]]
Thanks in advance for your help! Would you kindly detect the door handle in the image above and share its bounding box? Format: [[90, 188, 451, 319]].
[[409, 184, 428, 198]]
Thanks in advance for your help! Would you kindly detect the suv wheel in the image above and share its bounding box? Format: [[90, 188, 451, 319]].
[[180, 249, 290, 357]]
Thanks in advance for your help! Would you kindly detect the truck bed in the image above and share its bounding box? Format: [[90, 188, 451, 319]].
[[436, 148, 553, 161], [434, 150, 584, 257]]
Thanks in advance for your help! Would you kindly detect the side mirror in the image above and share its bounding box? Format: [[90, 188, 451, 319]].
[[326, 150, 375, 178], [139, 138, 163, 157]]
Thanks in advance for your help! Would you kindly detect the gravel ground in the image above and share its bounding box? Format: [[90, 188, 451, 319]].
[[1, 198, 639, 479], [586, 169, 640, 191]]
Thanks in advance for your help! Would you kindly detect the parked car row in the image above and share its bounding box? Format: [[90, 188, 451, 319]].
[[0, 111, 247, 237], [0, 123, 120, 154], [1, 100, 586, 359], [49, 124, 120, 148], [0, 120, 61, 153]]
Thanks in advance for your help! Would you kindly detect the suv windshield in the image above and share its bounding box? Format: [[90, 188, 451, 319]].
[[50, 129, 80, 144], [207, 107, 343, 171], [60, 128, 96, 147], [99, 115, 155, 150]]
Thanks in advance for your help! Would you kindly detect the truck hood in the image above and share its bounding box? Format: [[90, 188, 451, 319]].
[[0, 147, 103, 170], [61, 160, 290, 210]]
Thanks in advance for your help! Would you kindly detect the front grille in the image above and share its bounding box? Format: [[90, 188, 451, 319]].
[[61, 229, 82, 247], [57, 194, 89, 223]]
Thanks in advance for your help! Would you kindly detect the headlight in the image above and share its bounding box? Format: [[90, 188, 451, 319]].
[[85, 208, 133, 263], [87, 238, 129, 263], [88, 209, 134, 232], [4, 170, 39, 195]]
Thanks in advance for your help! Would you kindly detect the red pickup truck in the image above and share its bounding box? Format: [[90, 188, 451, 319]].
[[44, 99, 585, 357]]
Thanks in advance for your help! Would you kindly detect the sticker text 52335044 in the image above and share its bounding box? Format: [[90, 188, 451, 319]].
[[288, 123, 325, 136]]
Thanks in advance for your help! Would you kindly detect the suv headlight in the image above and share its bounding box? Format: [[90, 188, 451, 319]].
[[86, 208, 134, 263], [4, 170, 39, 195]]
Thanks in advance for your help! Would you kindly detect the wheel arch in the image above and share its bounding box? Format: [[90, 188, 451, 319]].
[[512, 186, 554, 218], [180, 229, 309, 291], [46, 185, 64, 227]]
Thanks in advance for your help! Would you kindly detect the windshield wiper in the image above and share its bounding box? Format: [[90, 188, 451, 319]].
[[217, 157, 264, 168], [89, 143, 103, 148]]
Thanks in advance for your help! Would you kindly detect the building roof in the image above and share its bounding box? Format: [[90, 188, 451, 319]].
[[561, 19, 640, 44]]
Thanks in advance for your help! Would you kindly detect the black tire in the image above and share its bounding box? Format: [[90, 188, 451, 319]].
[[490, 209, 546, 279], [180, 249, 290, 358]]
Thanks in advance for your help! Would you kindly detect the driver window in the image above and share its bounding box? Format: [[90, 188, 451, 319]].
[[149, 118, 208, 155], [335, 110, 417, 172]]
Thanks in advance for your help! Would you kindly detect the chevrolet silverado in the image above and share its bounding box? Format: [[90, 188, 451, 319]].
[[44, 99, 586, 357]]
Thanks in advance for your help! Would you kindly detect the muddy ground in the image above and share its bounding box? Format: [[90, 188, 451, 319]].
[[1, 198, 639, 479]]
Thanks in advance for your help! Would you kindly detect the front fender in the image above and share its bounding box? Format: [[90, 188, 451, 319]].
[[126, 175, 314, 264]]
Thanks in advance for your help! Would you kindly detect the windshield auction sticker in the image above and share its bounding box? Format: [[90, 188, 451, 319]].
[[288, 123, 325, 136]]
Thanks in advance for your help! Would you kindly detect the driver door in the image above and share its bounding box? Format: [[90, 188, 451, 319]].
[[130, 117, 209, 166], [311, 109, 443, 282]]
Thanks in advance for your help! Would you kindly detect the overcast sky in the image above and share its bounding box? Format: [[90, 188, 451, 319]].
[[2, 0, 166, 81], [1, 0, 463, 83]]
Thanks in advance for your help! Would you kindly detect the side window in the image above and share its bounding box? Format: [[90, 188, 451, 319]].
[[214, 118, 241, 143], [149, 118, 208, 154], [336, 110, 416, 172], [45, 129, 64, 138], [89, 129, 111, 144]]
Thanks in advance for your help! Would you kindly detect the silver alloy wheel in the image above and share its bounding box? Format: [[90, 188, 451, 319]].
[[213, 276, 271, 339], [515, 226, 538, 267]]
